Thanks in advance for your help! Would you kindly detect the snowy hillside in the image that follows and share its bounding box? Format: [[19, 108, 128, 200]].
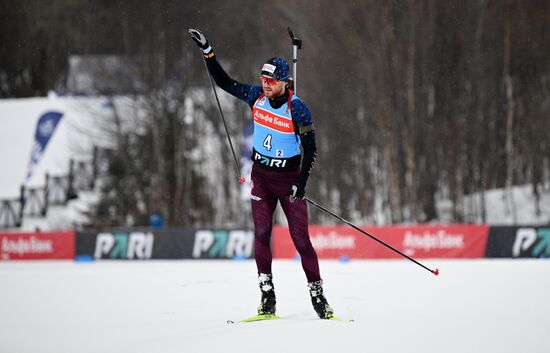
[[463, 184, 550, 225], [1, 95, 549, 230], [0, 94, 107, 230]]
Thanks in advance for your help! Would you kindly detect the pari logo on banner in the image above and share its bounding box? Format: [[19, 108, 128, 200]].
[[26, 111, 64, 179]]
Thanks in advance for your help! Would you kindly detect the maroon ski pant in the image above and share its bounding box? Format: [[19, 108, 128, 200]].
[[250, 164, 321, 282]]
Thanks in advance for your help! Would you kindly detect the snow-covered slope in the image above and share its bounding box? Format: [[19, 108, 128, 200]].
[[0, 94, 106, 230], [465, 184, 550, 224], [1, 95, 549, 229]]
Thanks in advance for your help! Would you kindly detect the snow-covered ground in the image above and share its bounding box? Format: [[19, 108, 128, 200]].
[[0, 259, 548, 353]]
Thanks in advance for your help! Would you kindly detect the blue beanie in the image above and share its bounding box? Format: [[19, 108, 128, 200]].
[[260, 57, 290, 82]]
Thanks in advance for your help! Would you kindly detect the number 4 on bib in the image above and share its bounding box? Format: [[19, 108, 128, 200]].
[[263, 134, 272, 151]]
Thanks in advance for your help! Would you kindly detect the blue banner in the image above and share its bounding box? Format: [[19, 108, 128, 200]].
[[27, 111, 64, 179]]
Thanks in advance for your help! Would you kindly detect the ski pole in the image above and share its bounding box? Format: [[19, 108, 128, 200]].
[[305, 197, 440, 276], [287, 27, 302, 95], [284, 30, 437, 275], [200, 55, 245, 184]]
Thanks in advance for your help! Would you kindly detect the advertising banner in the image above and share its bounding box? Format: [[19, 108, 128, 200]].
[[0, 231, 75, 260], [191, 229, 254, 259], [77, 230, 157, 260], [485, 226, 550, 258], [272, 224, 489, 259], [76, 229, 254, 260]]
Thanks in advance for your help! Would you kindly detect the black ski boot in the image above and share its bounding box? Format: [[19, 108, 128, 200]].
[[257, 273, 276, 315], [308, 280, 334, 319]]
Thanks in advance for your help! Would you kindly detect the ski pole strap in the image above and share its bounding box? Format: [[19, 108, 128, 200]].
[[202, 46, 215, 59]]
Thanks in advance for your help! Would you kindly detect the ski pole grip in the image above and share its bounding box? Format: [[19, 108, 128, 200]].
[[287, 27, 302, 49]]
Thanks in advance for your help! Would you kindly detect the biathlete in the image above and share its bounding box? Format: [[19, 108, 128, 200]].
[[189, 28, 333, 319]]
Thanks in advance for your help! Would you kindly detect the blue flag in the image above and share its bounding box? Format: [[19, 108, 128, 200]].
[[26, 111, 64, 179]]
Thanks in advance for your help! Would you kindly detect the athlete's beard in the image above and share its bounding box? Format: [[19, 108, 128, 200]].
[[264, 85, 285, 99]]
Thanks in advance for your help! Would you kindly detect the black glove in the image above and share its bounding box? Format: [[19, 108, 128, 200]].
[[288, 182, 306, 202], [188, 28, 209, 50]]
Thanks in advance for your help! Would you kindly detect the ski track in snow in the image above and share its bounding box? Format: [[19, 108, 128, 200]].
[[0, 259, 548, 353]]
